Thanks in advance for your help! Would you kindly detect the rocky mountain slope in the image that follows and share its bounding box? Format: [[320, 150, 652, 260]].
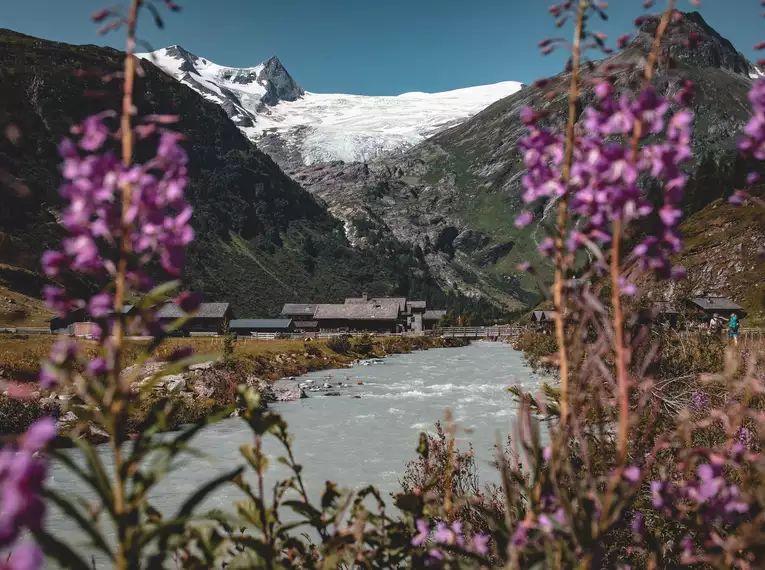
[[0, 29, 499, 318], [285, 11, 763, 310], [137, 46, 524, 166], [630, 191, 765, 323]]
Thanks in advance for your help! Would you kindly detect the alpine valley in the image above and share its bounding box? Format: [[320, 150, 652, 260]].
[[141, 11, 765, 316], [2, 10, 765, 322]]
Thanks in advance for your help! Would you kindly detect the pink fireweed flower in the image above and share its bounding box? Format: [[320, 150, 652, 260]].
[[21, 418, 57, 453], [471, 533, 489, 555], [40, 251, 68, 278], [412, 519, 429, 546], [87, 357, 109, 377], [42, 286, 75, 318], [538, 237, 555, 257], [38, 366, 58, 389], [520, 86, 691, 280], [623, 465, 641, 483], [1, 542, 44, 570], [49, 340, 79, 366], [77, 113, 112, 151], [88, 293, 113, 319], [433, 522, 452, 544], [0, 418, 56, 548], [514, 211, 534, 228]]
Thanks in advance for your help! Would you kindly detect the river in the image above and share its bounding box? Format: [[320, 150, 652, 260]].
[[45, 341, 540, 565]]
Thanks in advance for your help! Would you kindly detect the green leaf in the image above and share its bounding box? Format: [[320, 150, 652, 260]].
[[393, 492, 421, 514], [43, 489, 114, 559], [72, 438, 115, 511], [235, 498, 272, 529], [127, 404, 232, 471], [282, 499, 322, 523], [140, 280, 181, 306], [417, 432, 429, 458], [320, 481, 341, 510], [31, 527, 92, 570], [49, 447, 116, 519], [176, 466, 243, 518]]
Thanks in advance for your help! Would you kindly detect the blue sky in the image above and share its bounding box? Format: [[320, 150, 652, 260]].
[[5, 0, 765, 95]]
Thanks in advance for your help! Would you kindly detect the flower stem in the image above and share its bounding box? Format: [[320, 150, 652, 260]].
[[556, 0, 587, 426], [614, 1, 676, 465], [611, 219, 628, 463], [112, 2, 142, 569], [443, 410, 455, 515]]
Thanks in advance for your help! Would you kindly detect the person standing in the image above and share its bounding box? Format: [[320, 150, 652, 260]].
[[729, 313, 740, 346], [709, 313, 721, 336]]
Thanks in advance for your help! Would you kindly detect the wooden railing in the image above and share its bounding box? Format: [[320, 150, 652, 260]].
[[439, 326, 524, 338]]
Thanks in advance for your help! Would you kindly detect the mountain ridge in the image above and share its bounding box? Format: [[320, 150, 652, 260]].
[[284, 10, 765, 311], [136, 45, 524, 166], [0, 27, 505, 318]]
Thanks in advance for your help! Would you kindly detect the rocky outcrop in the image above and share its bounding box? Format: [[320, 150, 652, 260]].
[[257, 56, 305, 107], [268, 379, 308, 401], [453, 230, 491, 253]]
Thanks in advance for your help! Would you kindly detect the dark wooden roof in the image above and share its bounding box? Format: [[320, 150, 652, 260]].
[[157, 302, 230, 319], [230, 319, 293, 330], [423, 310, 447, 321], [531, 310, 556, 322], [688, 297, 743, 312], [345, 296, 407, 312], [406, 300, 427, 311], [280, 303, 317, 316], [315, 302, 400, 320]]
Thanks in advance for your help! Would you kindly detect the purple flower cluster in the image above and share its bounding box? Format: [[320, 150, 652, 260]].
[[734, 78, 765, 203], [518, 83, 693, 279], [739, 79, 765, 161], [0, 418, 56, 570], [689, 390, 710, 411], [411, 518, 489, 561], [650, 461, 748, 527], [40, 114, 195, 379], [42, 114, 192, 286], [511, 512, 568, 550]]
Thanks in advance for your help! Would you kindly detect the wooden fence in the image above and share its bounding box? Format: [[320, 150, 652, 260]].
[[439, 326, 525, 338]]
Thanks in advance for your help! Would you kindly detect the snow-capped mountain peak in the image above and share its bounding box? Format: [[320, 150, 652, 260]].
[[138, 46, 524, 166]]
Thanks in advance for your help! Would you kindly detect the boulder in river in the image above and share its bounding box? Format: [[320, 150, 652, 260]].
[[271, 379, 308, 401]]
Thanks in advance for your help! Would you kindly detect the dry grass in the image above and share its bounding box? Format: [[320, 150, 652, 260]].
[[0, 335, 367, 382], [0, 265, 55, 328]]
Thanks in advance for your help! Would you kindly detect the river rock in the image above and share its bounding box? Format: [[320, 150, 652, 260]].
[[165, 375, 187, 393], [271, 379, 308, 401], [324, 391, 341, 397], [56, 411, 79, 431], [86, 423, 110, 444]]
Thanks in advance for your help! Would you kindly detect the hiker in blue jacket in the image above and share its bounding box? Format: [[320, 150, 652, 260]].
[[728, 313, 740, 346]]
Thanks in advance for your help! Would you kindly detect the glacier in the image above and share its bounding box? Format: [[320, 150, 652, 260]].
[[137, 46, 524, 165]]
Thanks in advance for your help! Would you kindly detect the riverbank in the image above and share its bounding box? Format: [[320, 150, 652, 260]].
[[0, 334, 469, 442]]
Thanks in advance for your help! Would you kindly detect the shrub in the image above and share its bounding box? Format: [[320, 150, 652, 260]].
[[327, 334, 351, 354], [513, 330, 558, 373], [350, 333, 374, 355], [399, 422, 506, 542], [0, 395, 58, 436]]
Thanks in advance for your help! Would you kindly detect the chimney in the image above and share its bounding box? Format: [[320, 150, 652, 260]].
[[362, 292, 368, 302]]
